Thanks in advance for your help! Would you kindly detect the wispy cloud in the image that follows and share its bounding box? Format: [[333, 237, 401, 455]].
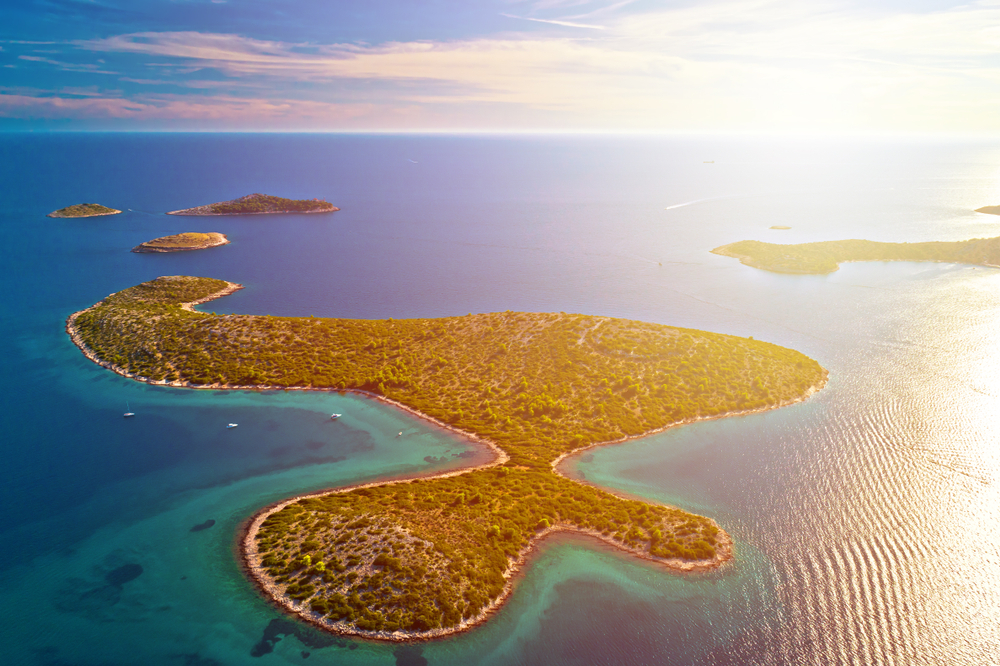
[[118, 76, 267, 90], [563, 0, 639, 20], [77, 31, 665, 104], [500, 13, 607, 30], [17, 55, 118, 75], [0, 91, 381, 125]]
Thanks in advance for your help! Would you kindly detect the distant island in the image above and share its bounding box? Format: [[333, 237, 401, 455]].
[[712, 236, 1000, 274], [132, 232, 229, 253], [975, 205, 1000, 215], [167, 193, 338, 216], [48, 203, 121, 218], [770, 225, 791, 230], [67, 275, 826, 641]]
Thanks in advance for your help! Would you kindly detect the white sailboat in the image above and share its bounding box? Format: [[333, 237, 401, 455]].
[[124, 401, 135, 418], [330, 413, 342, 420], [226, 423, 238, 429]]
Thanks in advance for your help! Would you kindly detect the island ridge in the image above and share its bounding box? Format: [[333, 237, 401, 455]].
[[132, 232, 229, 253], [67, 276, 827, 640], [168, 193, 338, 216]]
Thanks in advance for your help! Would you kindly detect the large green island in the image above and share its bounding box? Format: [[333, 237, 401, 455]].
[[48, 203, 121, 218], [167, 193, 338, 216], [712, 236, 1000, 274], [67, 276, 827, 640]]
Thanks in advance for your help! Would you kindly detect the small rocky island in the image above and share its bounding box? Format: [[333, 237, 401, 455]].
[[132, 232, 229, 253], [712, 236, 1000, 274], [48, 203, 121, 218], [167, 193, 338, 216]]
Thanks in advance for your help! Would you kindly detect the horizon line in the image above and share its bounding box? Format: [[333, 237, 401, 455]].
[[3, 128, 1000, 141]]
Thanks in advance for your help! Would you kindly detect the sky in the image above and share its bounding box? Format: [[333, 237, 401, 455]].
[[2, 0, 999, 133]]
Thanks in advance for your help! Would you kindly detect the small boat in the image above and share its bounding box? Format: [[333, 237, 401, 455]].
[[330, 413, 342, 420], [226, 423, 238, 429], [124, 401, 135, 418]]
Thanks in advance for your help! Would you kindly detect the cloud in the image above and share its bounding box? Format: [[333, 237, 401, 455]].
[[77, 31, 678, 108], [17, 54, 118, 75], [14, 0, 1000, 132], [0, 91, 382, 125]]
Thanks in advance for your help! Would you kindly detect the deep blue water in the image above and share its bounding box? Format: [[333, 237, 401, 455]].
[[2, 133, 1000, 665]]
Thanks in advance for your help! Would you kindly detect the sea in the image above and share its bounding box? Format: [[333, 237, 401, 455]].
[[1, 132, 999, 666]]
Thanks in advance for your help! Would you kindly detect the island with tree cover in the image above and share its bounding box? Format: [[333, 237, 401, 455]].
[[132, 232, 229, 253], [48, 203, 121, 218], [712, 236, 1000, 274], [167, 193, 338, 216], [67, 275, 827, 640]]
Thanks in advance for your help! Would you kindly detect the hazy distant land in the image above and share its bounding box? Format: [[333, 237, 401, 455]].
[[48, 203, 121, 218], [167, 193, 338, 216], [132, 232, 229, 253], [712, 236, 1000, 274]]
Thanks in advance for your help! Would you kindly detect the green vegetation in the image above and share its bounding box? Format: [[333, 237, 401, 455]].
[[70, 275, 827, 637], [168, 193, 338, 216], [132, 232, 228, 253], [48, 203, 121, 218], [712, 236, 1000, 274]]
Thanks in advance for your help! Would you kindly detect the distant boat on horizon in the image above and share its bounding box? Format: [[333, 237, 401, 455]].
[[226, 423, 238, 429], [124, 402, 134, 418], [330, 413, 342, 420]]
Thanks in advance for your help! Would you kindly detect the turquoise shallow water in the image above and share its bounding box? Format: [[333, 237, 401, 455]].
[[2, 133, 1000, 664]]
